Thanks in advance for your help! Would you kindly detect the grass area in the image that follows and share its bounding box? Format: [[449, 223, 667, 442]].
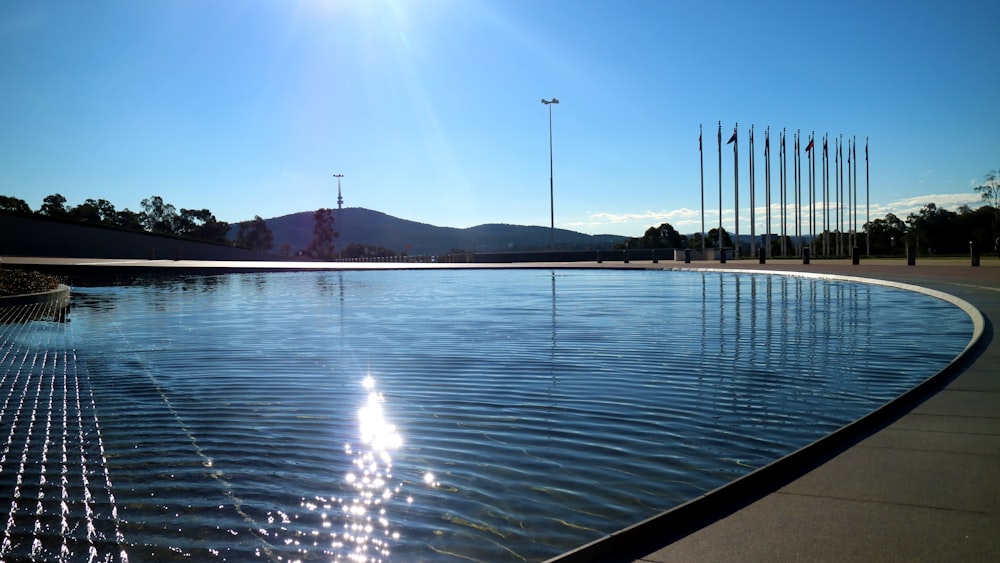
[[0, 268, 61, 297]]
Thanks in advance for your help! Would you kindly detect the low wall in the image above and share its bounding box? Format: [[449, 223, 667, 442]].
[[0, 284, 70, 309], [0, 213, 296, 261]]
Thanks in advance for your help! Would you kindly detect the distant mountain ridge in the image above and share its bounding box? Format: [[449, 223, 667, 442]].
[[263, 208, 626, 256]]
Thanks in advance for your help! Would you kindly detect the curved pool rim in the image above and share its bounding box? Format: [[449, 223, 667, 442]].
[[546, 268, 986, 563]]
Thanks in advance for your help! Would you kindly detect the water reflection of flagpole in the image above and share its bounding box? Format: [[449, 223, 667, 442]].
[[550, 271, 558, 398]]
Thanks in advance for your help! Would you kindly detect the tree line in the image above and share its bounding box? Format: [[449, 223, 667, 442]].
[[0, 193, 341, 258]]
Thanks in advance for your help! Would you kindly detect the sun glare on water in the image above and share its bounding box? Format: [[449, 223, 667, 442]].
[[334, 375, 405, 562]]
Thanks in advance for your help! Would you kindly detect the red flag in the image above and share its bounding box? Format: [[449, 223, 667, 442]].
[[805, 139, 814, 153]]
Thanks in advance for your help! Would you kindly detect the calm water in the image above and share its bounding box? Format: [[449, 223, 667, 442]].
[[63, 269, 970, 562]]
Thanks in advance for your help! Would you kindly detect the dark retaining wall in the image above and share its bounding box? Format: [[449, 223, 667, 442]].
[[1, 213, 297, 261]]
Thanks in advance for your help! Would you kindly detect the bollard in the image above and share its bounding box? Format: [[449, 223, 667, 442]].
[[802, 247, 810, 265], [971, 243, 980, 267], [758, 247, 766, 264], [851, 246, 860, 265], [684, 248, 691, 264], [907, 246, 916, 266], [652, 249, 658, 264], [623, 250, 629, 264], [720, 248, 726, 264]]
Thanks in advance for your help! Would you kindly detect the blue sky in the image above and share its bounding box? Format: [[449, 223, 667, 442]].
[[2, 0, 998, 237]]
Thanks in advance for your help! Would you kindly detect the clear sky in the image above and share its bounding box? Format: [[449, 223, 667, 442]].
[[2, 0, 998, 237]]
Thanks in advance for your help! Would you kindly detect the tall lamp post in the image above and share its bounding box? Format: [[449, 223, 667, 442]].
[[542, 98, 559, 248]]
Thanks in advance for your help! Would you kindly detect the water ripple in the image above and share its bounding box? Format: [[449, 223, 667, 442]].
[[59, 269, 973, 562]]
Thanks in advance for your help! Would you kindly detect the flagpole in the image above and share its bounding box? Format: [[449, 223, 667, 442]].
[[847, 136, 853, 249], [865, 136, 870, 256], [838, 134, 843, 255], [733, 123, 739, 258], [804, 132, 813, 252], [794, 130, 800, 255], [718, 121, 723, 254], [700, 124, 705, 254], [749, 125, 755, 255], [780, 128, 786, 256], [810, 131, 816, 251], [807, 132, 812, 252], [853, 135, 858, 252], [835, 136, 840, 256], [823, 133, 829, 256], [765, 126, 771, 258]]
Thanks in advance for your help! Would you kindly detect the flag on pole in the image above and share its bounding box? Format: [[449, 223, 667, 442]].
[[805, 139, 814, 153], [727, 131, 737, 144]]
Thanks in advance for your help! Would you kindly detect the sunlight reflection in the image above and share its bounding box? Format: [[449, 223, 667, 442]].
[[335, 374, 404, 562]]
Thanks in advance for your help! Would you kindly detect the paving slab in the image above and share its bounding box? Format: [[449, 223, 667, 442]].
[[639, 494, 1000, 563]]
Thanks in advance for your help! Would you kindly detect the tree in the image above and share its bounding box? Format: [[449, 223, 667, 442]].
[[93, 199, 117, 224], [113, 209, 146, 231], [39, 193, 68, 217], [706, 226, 733, 249], [616, 222, 687, 250], [140, 196, 179, 234], [306, 208, 339, 259], [176, 208, 230, 243], [907, 203, 964, 255], [640, 223, 687, 248], [235, 215, 273, 252], [975, 169, 1000, 211], [0, 196, 31, 214], [956, 204, 997, 253], [69, 199, 102, 223], [68, 198, 115, 224], [863, 213, 908, 255]]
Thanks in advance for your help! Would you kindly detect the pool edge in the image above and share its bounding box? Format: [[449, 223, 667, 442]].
[[543, 268, 987, 563]]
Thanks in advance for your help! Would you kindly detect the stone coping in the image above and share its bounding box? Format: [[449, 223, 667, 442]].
[[0, 283, 70, 309]]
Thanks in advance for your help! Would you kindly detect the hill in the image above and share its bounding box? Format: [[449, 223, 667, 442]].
[[263, 208, 626, 256]]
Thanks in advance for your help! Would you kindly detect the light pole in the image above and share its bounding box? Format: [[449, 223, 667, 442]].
[[542, 98, 559, 248]]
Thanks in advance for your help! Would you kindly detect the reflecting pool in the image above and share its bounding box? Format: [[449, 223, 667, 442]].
[[60, 269, 971, 562]]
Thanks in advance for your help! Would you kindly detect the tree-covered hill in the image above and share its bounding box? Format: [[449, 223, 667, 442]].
[[264, 207, 626, 256]]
